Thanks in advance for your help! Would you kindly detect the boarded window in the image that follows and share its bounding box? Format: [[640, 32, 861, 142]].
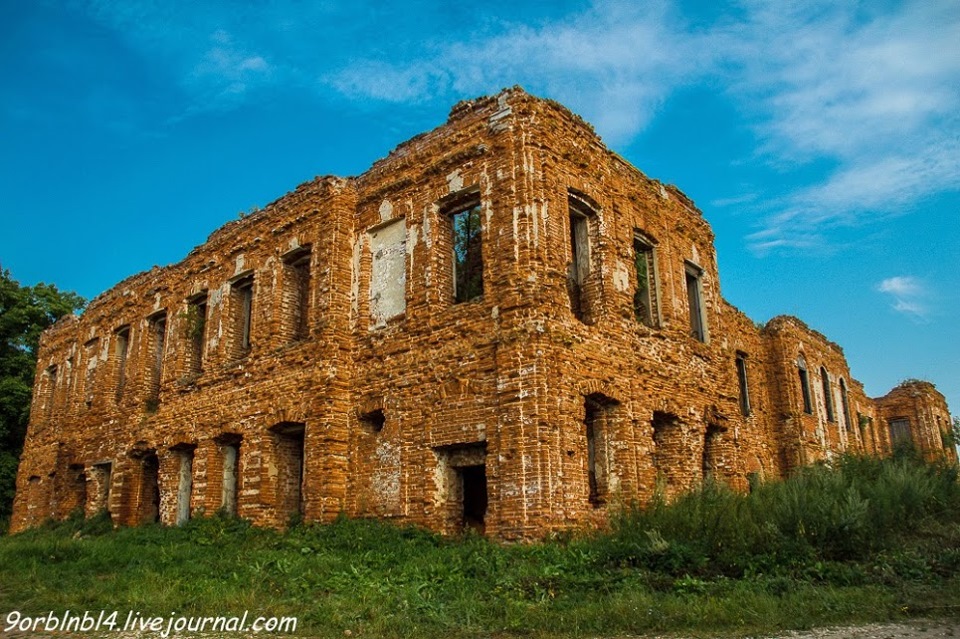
[[652, 411, 681, 493], [114, 326, 130, 401], [92, 462, 112, 515], [283, 246, 312, 341], [221, 441, 240, 515], [685, 262, 707, 342], [736, 352, 751, 416], [231, 275, 254, 356], [839, 378, 852, 433], [43, 365, 58, 419], [369, 219, 407, 327], [702, 425, 725, 481], [633, 232, 659, 327], [83, 337, 99, 408], [820, 366, 835, 422], [271, 422, 306, 521], [888, 417, 912, 446], [185, 293, 207, 376], [798, 356, 813, 414], [450, 199, 483, 303], [175, 447, 194, 525]]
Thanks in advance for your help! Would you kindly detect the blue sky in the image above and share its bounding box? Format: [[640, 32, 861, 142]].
[[2, 0, 959, 417]]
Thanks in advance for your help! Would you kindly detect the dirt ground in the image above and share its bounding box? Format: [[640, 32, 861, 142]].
[[757, 619, 960, 639]]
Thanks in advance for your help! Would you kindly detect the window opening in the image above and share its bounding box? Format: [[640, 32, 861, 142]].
[[232, 275, 254, 356], [685, 262, 707, 342], [840, 378, 852, 433], [221, 440, 240, 515], [888, 417, 912, 446], [186, 293, 207, 376], [283, 247, 312, 341], [175, 447, 194, 525], [147, 312, 166, 408], [821, 366, 835, 422], [450, 200, 483, 303], [114, 326, 130, 401], [271, 422, 306, 520], [798, 356, 813, 414], [633, 232, 658, 327], [92, 462, 112, 515], [44, 365, 58, 419], [567, 191, 598, 322], [138, 452, 160, 524], [359, 409, 386, 433], [703, 425, 724, 481], [460, 465, 487, 532]]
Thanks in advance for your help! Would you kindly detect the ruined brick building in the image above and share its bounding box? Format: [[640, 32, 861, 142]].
[[11, 88, 957, 539]]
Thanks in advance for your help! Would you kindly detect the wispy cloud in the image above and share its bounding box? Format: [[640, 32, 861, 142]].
[[60, 0, 960, 247], [731, 0, 960, 251], [877, 275, 932, 320], [324, 1, 710, 144]]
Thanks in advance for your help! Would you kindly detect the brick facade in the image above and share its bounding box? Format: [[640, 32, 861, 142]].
[[11, 88, 956, 540]]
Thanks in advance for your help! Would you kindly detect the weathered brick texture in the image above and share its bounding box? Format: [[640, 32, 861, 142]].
[[11, 88, 956, 539]]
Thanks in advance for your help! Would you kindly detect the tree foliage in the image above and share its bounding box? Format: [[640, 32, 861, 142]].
[[0, 268, 85, 521]]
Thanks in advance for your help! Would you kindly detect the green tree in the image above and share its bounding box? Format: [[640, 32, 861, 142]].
[[0, 269, 84, 523]]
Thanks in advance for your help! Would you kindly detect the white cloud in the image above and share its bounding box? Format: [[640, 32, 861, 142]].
[[323, 1, 708, 144], [64, 0, 960, 246], [729, 0, 960, 250], [877, 276, 931, 320]]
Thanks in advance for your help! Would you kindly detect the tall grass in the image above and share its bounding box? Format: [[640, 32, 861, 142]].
[[599, 454, 960, 577], [1, 454, 958, 638]]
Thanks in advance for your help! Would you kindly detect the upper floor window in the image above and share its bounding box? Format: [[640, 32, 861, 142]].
[[567, 190, 599, 323], [282, 246, 312, 341], [83, 337, 99, 408], [185, 293, 208, 376], [633, 231, 659, 327], [448, 196, 483, 303], [43, 364, 58, 419], [798, 355, 813, 414], [820, 366, 835, 422], [231, 275, 254, 357], [888, 417, 912, 446], [736, 352, 751, 416], [114, 325, 130, 401], [684, 262, 707, 342], [146, 311, 167, 407], [839, 378, 852, 432]]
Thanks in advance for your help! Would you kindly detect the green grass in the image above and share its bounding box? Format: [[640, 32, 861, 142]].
[[2, 454, 959, 638]]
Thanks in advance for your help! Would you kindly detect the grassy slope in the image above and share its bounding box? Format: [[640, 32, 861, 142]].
[[1, 454, 959, 638]]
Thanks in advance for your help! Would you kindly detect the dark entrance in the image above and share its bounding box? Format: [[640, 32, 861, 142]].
[[460, 464, 487, 531], [139, 452, 160, 524]]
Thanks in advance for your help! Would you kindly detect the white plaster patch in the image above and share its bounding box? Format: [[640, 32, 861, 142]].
[[369, 218, 407, 329], [379, 199, 393, 223], [613, 259, 630, 293], [234, 254, 245, 275], [446, 170, 464, 193], [372, 439, 401, 509]]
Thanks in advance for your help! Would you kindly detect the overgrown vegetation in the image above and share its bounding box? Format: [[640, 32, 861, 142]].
[[1, 454, 958, 638]]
